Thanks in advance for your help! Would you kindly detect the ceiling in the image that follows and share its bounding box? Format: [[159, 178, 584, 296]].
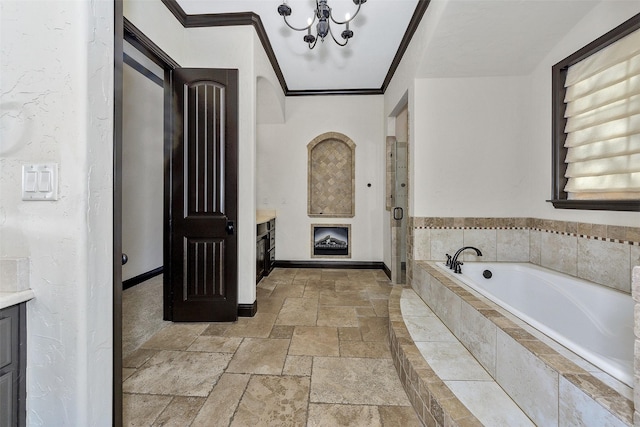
[[172, 0, 602, 93]]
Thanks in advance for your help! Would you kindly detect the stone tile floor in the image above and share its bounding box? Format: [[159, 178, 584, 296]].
[[123, 268, 421, 426]]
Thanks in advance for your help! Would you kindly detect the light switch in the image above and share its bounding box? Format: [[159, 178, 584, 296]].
[[24, 171, 37, 192], [22, 163, 58, 201], [39, 170, 52, 192]]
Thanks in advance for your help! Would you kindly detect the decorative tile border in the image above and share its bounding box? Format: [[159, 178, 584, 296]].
[[410, 217, 640, 246]]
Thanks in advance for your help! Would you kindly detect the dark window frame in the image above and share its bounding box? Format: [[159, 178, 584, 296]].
[[550, 12, 640, 212]]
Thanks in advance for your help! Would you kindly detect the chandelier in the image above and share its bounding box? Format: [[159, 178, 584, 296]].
[[277, 0, 367, 49]]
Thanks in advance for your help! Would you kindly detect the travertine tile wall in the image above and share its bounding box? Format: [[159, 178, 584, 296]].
[[307, 132, 356, 218], [410, 217, 640, 294]]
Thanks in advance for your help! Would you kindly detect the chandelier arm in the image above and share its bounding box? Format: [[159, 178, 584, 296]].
[[308, 37, 319, 49], [329, 25, 349, 47], [329, 1, 362, 25], [283, 15, 315, 32]]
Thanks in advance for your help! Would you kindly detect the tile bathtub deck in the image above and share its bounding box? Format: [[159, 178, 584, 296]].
[[400, 288, 535, 426], [123, 268, 421, 426]]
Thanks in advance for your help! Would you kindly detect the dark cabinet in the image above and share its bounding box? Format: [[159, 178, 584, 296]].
[[0, 303, 26, 427], [256, 234, 267, 282], [256, 218, 275, 283]]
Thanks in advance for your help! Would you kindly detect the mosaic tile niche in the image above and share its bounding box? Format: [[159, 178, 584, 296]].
[[307, 132, 355, 218]]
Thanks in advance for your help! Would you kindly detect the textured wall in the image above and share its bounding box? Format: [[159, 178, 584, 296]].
[[0, 1, 114, 424]]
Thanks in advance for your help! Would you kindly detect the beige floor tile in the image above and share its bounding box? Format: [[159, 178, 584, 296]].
[[256, 296, 285, 314], [256, 287, 273, 300], [335, 280, 370, 292], [122, 368, 136, 382], [123, 350, 232, 397], [366, 284, 392, 299], [310, 357, 411, 406], [289, 326, 339, 357], [275, 297, 318, 326], [270, 282, 306, 299], [269, 269, 298, 280], [186, 336, 243, 353], [317, 306, 359, 327], [378, 405, 422, 426], [122, 276, 171, 358], [224, 312, 277, 338], [201, 323, 232, 337], [371, 299, 390, 317], [321, 270, 350, 280], [256, 278, 277, 292], [340, 341, 391, 359], [283, 355, 313, 376], [294, 269, 323, 280], [191, 373, 250, 427], [319, 290, 371, 307], [269, 325, 295, 339], [359, 317, 389, 342], [226, 338, 289, 374], [338, 327, 362, 341], [152, 396, 205, 427], [123, 348, 158, 368], [356, 306, 378, 317], [305, 279, 336, 291], [123, 393, 172, 426], [307, 403, 382, 427], [124, 269, 416, 426], [141, 323, 209, 351], [231, 375, 310, 427]]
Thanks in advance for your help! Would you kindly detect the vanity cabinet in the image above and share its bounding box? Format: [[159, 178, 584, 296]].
[[256, 218, 275, 283], [0, 303, 26, 427]]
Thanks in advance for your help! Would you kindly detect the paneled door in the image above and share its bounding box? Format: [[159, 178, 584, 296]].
[[165, 68, 238, 322]]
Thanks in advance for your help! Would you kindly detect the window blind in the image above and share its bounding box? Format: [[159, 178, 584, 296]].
[[563, 28, 640, 199]]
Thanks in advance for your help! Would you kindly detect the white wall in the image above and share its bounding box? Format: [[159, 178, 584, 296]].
[[0, 1, 113, 424], [411, 75, 530, 217], [386, 0, 640, 228], [526, 0, 640, 227], [256, 95, 385, 262], [122, 62, 164, 281]]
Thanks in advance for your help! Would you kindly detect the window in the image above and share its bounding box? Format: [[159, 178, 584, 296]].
[[551, 13, 640, 211]]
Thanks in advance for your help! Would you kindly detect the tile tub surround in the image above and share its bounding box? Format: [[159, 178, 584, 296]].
[[633, 266, 640, 427], [409, 261, 633, 426], [388, 286, 481, 426], [410, 217, 640, 294]]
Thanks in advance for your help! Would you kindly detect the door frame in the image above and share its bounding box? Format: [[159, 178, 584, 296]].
[[113, 1, 123, 424], [113, 15, 180, 425]]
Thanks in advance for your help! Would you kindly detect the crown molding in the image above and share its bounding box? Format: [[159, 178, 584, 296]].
[[160, 0, 429, 96], [124, 17, 180, 70], [382, 0, 430, 93]]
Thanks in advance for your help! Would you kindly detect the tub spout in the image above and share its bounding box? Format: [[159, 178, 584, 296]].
[[450, 246, 482, 273]]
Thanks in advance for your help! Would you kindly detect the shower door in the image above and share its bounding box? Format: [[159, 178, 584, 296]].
[[393, 140, 408, 284]]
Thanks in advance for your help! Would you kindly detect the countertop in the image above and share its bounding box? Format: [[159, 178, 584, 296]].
[[0, 289, 35, 310], [256, 210, 276, 225]]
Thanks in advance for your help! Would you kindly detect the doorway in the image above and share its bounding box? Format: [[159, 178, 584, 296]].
[[389, 103, 409, 284]]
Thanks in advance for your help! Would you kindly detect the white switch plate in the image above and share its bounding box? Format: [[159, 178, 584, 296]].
[[22, 163, 58, 201]]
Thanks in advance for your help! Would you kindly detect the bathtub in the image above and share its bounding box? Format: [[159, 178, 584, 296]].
[[436, 262, 634, 387]]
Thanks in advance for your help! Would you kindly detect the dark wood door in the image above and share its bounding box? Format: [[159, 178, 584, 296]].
[[165, 68, 238, 322]]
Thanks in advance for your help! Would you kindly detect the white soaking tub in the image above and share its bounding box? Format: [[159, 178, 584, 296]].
[[437, 262, 634, 386]]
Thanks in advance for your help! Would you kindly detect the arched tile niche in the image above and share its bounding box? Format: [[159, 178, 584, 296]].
[[307, 132, 356, 217]]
